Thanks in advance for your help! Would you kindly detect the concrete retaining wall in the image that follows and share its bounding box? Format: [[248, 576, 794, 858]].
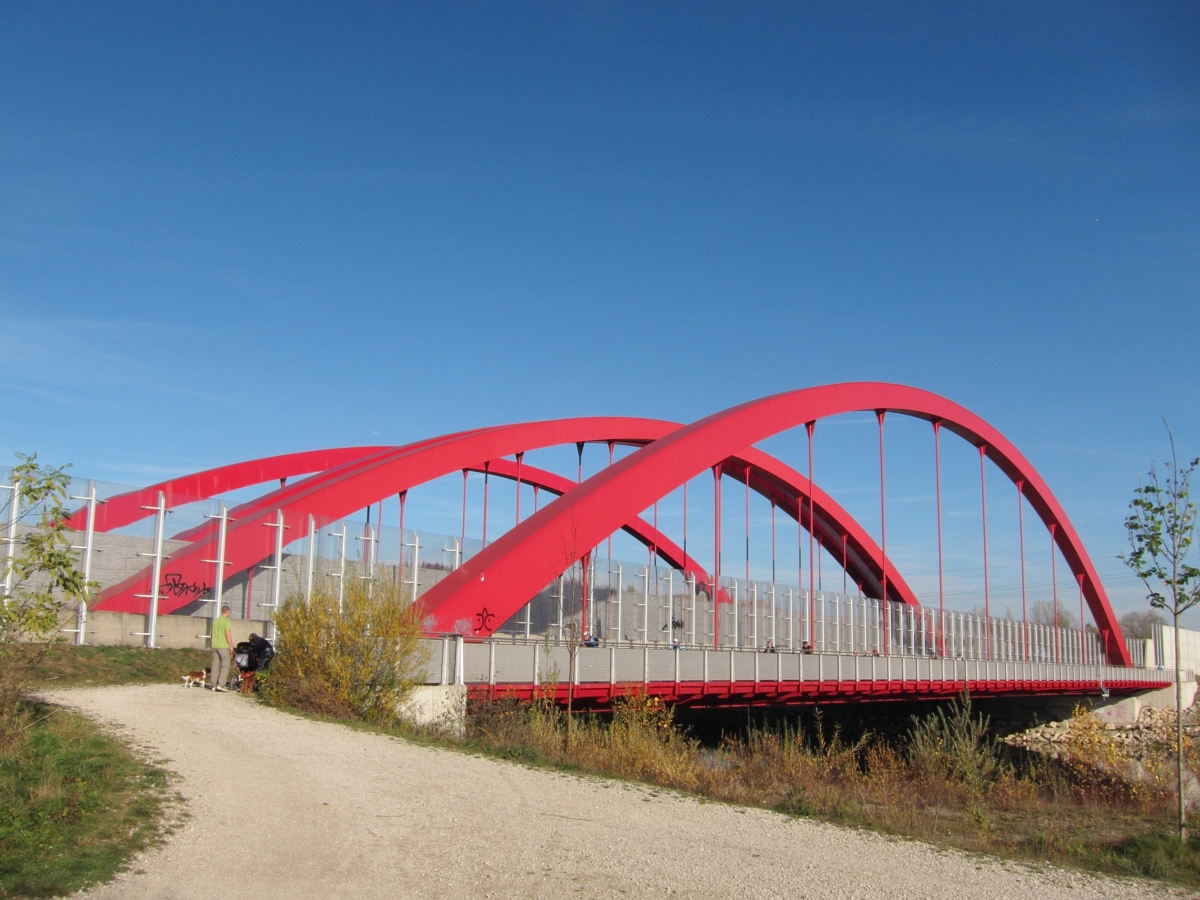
[[399, 685, 466, 734], [81, 610, 270, 649]]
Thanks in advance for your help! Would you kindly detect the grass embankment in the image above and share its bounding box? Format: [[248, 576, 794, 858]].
[[0, 645, 198, 897], [0, 700, 174, 898], [455, 693, 1200, 887], [29, 644, 211, 688]]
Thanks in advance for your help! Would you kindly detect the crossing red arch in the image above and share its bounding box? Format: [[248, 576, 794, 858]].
[[91, 417, 671, 613], [89, 416, 920, 615], [464, 457, 709, 580], [65, 446, 394, 534], [415, 383, 1132, 665]]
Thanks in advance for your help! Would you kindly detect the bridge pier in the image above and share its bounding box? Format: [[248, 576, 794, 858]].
[[1090, 681, 1198, 726], [400, 685, 466, 735]]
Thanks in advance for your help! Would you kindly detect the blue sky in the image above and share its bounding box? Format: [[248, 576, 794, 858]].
[[1, 2, 1197, 621]]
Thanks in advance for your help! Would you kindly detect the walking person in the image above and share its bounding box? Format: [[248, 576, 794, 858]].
[[210, 605, 234, 692]]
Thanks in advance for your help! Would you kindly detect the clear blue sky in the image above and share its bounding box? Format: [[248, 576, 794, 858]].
[[1, 3, 1197, 621]]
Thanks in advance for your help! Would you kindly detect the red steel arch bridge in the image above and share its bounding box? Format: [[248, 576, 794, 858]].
[[60, 383, 1173, 706]]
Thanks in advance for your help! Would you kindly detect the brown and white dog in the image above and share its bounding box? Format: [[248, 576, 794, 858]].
[[182, 668, 210, 688]]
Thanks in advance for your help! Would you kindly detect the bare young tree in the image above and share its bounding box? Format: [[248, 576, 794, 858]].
[[558, 516, 588, 751], [1029, 600, 1077, 630], [1, 454, 92, 740], [1119, 609, 1167, 641], [1121, 423, 1200, 841]]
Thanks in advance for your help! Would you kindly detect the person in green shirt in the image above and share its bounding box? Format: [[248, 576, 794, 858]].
[[210, 606, 234, 691]]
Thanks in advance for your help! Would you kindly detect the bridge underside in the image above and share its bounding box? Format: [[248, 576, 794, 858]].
[[475, 678, 1163, 711], [427, 640, 1174, 712]]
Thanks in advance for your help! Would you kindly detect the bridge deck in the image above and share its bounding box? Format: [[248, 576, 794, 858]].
[[421, 638, 1177, 709]]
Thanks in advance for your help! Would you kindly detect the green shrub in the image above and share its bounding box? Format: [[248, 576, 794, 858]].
[[907, 694, 1002, 798], [261, 579, 426, 727]]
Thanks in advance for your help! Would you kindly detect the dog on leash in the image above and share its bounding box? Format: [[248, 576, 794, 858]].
[[181, 668, 210, 688]]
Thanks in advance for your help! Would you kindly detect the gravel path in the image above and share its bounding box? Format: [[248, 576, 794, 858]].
[[47, 684, 1181, 899]]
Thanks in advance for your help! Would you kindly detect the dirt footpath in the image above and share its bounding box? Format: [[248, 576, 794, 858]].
[[49, 685, 1176, 900]]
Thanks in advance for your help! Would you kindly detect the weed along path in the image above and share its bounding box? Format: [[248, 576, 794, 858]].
[[49, 685, 1172, 900]]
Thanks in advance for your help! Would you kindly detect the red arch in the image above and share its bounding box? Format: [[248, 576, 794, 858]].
[[416, 384, 1131, 665], [65, 446, 395, 534], [93, 418, 677, 613], [473, 456, 912, 604], [92, 416, 918, 614], [466, 458, 710, 581]]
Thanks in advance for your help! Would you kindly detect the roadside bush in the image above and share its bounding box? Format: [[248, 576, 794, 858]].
[[907, 694, 1003, 800], [262, 579, 426, 727], [575, 691, 703, 789], [729, 714, 869, 813], [466, 692, 565, 759]]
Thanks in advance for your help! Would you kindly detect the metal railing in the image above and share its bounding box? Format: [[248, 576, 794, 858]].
[[418, 636, 1181, 692]]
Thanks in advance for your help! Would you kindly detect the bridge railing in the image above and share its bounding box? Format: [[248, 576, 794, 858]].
[[493, 572, 1119, 666], [417, 636, 1184, 694]]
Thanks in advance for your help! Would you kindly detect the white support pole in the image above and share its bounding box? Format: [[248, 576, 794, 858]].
[[751, 582, 758, 650], [769, 583, 776, 648], [557, 576, 564, 644], [455, 635, 464, 686], [833, 592, 841, 653], [134, 492, 167, 649], [68, 481, 101, 644], [403, 531, 421, 604], [615, 564, 623, 644], [2, 476, 20, 599], [638, 565, 649, 646], [665, 568, 674, 645], [147, 492, 166, 648], [304, 514, 316, 604], [202, 502, 231, 641], [369, 511, 379, 580], [445, 537, 461, 571], [731, 580, 739, 649], [330, 521, 347, 610], [585, 553, 595, 639], [262, 509, 288, 640], [787, 586, 794, 650], [356, 523, 376, 590], [818, 592, 825, 653], [368, 522, 377, 581], [688, 574, 697, 647]]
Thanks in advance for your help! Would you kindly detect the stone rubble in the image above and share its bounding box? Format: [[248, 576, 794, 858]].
[[1003, 706, 1200, 759]]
